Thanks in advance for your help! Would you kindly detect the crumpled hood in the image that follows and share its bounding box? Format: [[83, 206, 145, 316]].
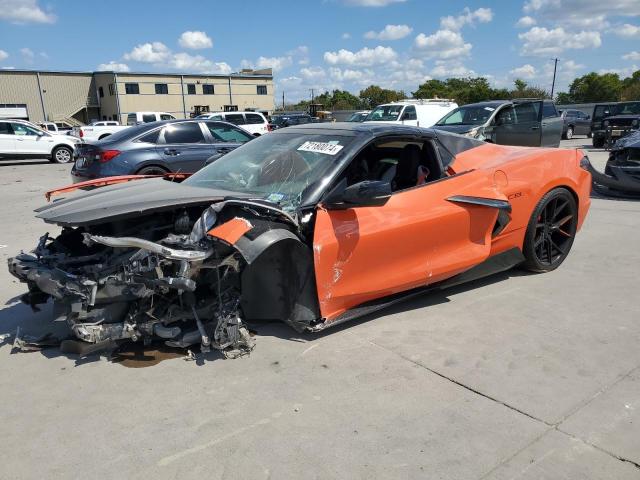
[[35, 178, 240, 226]]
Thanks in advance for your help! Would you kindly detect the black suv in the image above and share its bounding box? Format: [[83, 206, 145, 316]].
[[269, 113, 313, 130], [591, 101, 640, 148]]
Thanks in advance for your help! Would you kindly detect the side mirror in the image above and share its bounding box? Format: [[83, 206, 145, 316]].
[[325, 180, 391, 209], [586, 115, 591, 120]]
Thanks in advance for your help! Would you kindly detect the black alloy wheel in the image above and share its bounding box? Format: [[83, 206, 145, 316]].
[[522, 188, 578, 272]]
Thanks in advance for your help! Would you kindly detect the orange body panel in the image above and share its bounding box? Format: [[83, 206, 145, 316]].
[[207, 217, 253, 245], [313, 143, 591, 322]]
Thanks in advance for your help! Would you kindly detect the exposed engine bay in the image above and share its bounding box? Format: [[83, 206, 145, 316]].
[[8, 198, 321, 358]]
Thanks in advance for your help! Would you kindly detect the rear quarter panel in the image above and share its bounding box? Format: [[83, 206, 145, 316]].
[[451, 143, 591, 255]]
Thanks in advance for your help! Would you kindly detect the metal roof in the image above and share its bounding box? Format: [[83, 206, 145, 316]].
[[0, 68, 272, 79]]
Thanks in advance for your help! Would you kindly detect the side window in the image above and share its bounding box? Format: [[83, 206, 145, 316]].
[[127, 114, 137, 125], [163, 123, 206, 144], [206, 122, 253, 143], [142, 114, 157, 123], [0, 122, 14, 135], [160, 114, 173, 120], [125, 83, 140, 94], [542, 103, 558, 119], [12, 123, 40, 136], [514, 102, 540, 123], [138, 129, 160, 144], [593, 105, 610, 121], [225, 114, 246, 125], [401, 106, 417, 121], [495, 106, 515, 125], [245, 113, 264, 124]]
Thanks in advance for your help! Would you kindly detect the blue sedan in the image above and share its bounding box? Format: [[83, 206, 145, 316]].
[[71, 119, 254, 182]]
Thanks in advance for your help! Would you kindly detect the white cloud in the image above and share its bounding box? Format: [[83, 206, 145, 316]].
[[510, 64, 537, 79], [300, 66, 326, 79], [342, 32, 351, 39], [616, 23, 640, 38], [342, 0, 406, 6], [0, 50, 8, 61], [178, 31, 213, 49], [516, 16, 536, 28], [329, 67, 374, 83], [257, 56, 293, 71], [169, 53, 231, 74], [414, 30, 472, 59], [622, 51, 640, 61], [364, 24, 413, 40], [518, 27, 601, 56], [440, 7, 493, 30], [20, 47, 34, 63], [323, 46, 397, 66], [288, 45, 310, 65], [0, 0, 56, 24], [430, 61, 475, 78], [124, 42, 171, 63], [523, 0, 636, 28], [97, 61, 130, 72]]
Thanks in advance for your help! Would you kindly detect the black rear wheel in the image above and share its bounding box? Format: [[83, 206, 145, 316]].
[[593, 136, 604, 148], [522, 188, 578, 272], [137, 165, 168, 175]]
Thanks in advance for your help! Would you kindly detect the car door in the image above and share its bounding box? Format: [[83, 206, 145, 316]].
[[541, 102, 562, 147], [493, 102, 542, 146], [155, 122, 211, 173], [0, 121, 16, 155], [11, 122, 54, 155], [576, 111, 590, 135], [312, 137, 503, 321]]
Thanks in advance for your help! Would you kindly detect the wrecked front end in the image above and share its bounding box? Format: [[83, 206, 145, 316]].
[[8, 199, 320, 357], [589, 131, 640, 198]]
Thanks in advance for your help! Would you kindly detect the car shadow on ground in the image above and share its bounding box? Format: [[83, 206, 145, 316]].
[[0, 160, 52, 167], [0, 268, 533, 367]]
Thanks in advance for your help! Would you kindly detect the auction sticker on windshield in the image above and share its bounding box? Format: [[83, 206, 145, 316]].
[[298, 141, 344, 155]]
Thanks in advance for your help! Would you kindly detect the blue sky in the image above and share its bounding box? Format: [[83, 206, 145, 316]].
[[0, 0, 638, 101]]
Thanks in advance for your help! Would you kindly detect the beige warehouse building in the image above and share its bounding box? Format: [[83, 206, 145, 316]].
[[0, 68, 274, 126]]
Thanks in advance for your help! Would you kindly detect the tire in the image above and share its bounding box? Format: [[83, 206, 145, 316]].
[[587, 131, 592, 138], [51, 145, 73, 164], [565, 126, 573, 140], [137, 165, 168, 175], [98, 134, 111, 140], [593, 136, 605, 148], [521, 187, 578, 273]]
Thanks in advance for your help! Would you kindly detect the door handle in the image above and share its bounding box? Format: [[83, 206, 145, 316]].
[[531, 126, 540, 130], [164, 148, 179, 155]]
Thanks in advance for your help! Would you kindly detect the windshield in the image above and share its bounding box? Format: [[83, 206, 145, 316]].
[[365, 105, 403, 122], [436, 105, 497, 126], [184, 132, 353, 211], [612, 102, 640, 115], [348, 112, 368, 122], [270, 116, 287, 125]]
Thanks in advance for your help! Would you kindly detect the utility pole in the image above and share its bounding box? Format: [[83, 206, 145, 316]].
[[282, 91, 285, 111], [310, 88, 315, 103], [550, 58, 558, 99]]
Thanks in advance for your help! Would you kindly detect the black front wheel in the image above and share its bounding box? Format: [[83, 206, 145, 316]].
[[593, 137, 604, 148], [522, 188, 578, 272]]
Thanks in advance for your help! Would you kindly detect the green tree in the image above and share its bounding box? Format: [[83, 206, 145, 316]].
[[620, 70, 640, 101], [566, 72, 622, 102], [412, 79, 450, 100], [358, 85, 405, 109], [509, 79, 549, 100], [555, 92, 573, 104]]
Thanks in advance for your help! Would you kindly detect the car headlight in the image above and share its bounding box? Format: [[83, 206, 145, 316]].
[[464, 127, 480, 138], [603, 120, 609, 127]]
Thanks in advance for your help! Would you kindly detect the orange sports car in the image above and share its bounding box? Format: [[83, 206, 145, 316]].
[[8, 123, 591, 357]]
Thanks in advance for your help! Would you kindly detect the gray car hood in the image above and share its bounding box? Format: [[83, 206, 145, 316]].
[[35, 178, 240, 226]]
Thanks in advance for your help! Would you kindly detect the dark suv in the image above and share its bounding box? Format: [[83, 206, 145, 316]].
[[269, 113, 313, 130], [592, 101, 640, 148]]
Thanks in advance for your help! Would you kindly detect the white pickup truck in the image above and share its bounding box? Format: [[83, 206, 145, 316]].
[[71, 121, 130, 142]]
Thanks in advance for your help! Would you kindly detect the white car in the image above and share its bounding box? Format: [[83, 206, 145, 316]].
[[197, 111, 270, 136], [126, 112, 176, 126], [0, 119, 79, 163], [364, 99, 458, 128]]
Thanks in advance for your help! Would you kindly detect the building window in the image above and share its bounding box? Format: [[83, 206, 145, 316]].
[[224, 105, 239, 112], [125, 83, 140, 94], [202, 84, 214, 95], [187, 84, 196, 95], [98, 86, 104, 98], [155, 83, 168, 94], [108, 84, 115, 96], [257, 85, 267, 95]]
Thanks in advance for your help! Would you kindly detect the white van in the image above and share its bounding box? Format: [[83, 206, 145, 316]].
[[197, 111, 270, 136], [126, 112, 176, 126], [364, 99, 458, 128]]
